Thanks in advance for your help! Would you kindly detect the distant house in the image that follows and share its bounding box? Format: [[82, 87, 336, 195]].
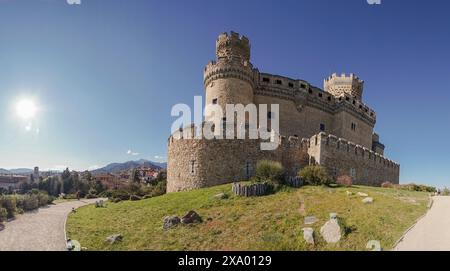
[[0, 174, 28, 190]]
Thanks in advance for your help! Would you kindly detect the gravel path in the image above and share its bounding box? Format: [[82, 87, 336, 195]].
[[0, 199, 103, 251], [394, 196, 450, 251]]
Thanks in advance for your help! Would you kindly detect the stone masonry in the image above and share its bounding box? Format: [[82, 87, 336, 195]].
[[167, 31, 400, 192]]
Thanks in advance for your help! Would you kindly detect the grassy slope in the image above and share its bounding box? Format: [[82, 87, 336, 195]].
[[67, 185, 429, 251]]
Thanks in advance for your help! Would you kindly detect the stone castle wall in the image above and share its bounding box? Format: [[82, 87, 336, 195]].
[[167, 127, 310, 192], [308, 132, 400, 186]]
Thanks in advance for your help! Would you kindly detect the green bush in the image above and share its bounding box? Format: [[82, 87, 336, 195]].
[[0, 196, 17, 219], [255, 160, 284, 184], [298, 165, 333, 186], [0, 207, 7, 222], [37, 192, 50, 207], [23, 195, 39, 211], [442, 187, 450, 196], [110, 190, 130, 201]]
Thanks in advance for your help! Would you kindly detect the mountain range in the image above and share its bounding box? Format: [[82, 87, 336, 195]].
[[91, 159, 167, 174], [0, 160, 167, 175]]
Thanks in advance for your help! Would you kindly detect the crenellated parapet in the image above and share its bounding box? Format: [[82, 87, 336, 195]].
[[308, 132, 400, 186], [324, 73, 365, 101], [216, 31, 251, 62], [254, 72, 376, 126], [203, 60, 256, 88]]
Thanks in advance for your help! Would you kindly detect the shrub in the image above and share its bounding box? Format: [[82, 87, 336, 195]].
[[37, 192, 49, 207], [0, 196, 17, 219], [442, 187, 450, 196], [255, 160, 284, 184], [130, 195, 142, 201], [381, 182, 394, 188], [110, 190, 130, 201], [336, 175, 353, 187], [0, 207, 7, 222], [22, 195, 39, 211], [298, 165, 333, 186]]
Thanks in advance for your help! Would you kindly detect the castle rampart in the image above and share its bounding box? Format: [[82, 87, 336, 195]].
[[308, 132, 399, 186]]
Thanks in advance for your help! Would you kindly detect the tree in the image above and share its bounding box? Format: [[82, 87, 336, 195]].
[[130, 168, 140, 183]]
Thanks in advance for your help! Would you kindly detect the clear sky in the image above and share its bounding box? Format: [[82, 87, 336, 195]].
[[0, 0, 449, 187]]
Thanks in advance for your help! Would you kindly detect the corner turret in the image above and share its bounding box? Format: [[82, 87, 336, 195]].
[[324, 73, 364, 101]]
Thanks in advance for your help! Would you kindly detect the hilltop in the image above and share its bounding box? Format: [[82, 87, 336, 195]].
[[67, 184, 430, 251], [91, 159, 167, 174]]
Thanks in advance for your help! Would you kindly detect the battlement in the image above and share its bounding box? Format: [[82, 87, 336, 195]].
[[203, 59, 255, 88], [254, 72, 376, 124], [311, 132, 399, 169], [216, 31, 251, 62], [324, 73, 365, 101]]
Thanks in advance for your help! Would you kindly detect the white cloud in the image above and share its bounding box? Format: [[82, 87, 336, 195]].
[[127, 149, 140, 156]]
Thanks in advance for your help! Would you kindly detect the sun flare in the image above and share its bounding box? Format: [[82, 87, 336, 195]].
[[16, 99, 38, 119]]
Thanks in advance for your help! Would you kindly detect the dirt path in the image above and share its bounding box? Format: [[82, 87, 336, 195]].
[[394, 196, 450, 251], [0, 199, 103, 251]]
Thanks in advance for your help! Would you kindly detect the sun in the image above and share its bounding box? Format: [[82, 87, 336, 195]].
[[16, 99, 38, 119]]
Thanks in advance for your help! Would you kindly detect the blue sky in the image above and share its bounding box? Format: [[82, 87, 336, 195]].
[[0, 0, 449, 187]]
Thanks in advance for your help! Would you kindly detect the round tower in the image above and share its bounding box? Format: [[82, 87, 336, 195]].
[[324, 73, 364, 101], [203, 31, 255, 122]]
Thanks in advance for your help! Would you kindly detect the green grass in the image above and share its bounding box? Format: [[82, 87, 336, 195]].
[[66, 184, 430, 251]]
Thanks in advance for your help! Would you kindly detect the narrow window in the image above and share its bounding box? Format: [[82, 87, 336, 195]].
[[308, 89, 313, 94], [320, 123, 325, 132], [288, 82, 294, 88], [268, 111, 274, 119], [262, 77, 270, 83], [276, 79, 282, 85], [301, 84, 306, 89], [212, 98, 218, 104], [318, 93, 323, 98], [350, 168, 356, 179], [245, 161, 252, 178], [190, 160, 196, 175]]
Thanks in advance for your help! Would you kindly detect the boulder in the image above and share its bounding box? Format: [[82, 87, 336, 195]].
[[163, 216, 181, 230], [181, 211, 202, 224], [357, 192, 369, 197], [214, 193, 228, 200], [320, 218, 341, 243], [304, 216, 318, 225], [106, 234, 123, 244], [366, 240, 382, 251], [362, 197, 374, 204], [302, 227, 315, 245], [346, 191, 353, 196]]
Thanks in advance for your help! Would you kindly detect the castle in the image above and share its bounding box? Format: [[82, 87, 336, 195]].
[[167, 31, 399, 192]]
